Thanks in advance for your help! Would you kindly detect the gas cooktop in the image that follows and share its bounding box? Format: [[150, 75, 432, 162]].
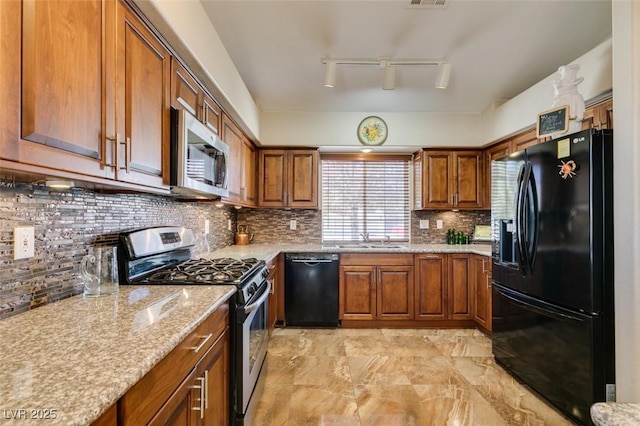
[[145, 257, 263, 285]]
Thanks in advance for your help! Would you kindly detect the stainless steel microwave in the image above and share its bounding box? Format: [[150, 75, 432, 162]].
[[170, 108, 229, 199]]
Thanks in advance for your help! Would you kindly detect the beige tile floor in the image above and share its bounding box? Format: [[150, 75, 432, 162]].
[[254, 328, 576, 426]]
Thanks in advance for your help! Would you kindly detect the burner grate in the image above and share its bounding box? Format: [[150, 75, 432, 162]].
[[145, 257, 261, 285]]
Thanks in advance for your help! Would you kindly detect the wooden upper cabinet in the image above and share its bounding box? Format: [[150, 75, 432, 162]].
[[18, 0, 114, 178], [0, 0, 22, 161], [483, 140, 511, 209], [171, 58, 221, 135], [114, 1, 171, 188], [582, 97, 613, 131], [511, 128, 539, 152], [10, 0, 170, 192], [419, 150, 483, 209], [258, 149, 318, 208], [221, 113, 256, 206], [221, 113, 243, 203]]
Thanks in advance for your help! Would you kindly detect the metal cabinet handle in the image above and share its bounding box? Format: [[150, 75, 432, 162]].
[[191, 376, 205, 419], [203, 369, 209, 410], [481, 258, 487, 274], [486, 273, 491, 289], [190, 333, 213, 353], [104, 134, 119, 167], [119, 138, 131, 173]]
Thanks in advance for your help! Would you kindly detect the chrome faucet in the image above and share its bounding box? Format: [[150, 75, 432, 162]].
[[360, 232, 370, 242], [384, 235, 391, 244]]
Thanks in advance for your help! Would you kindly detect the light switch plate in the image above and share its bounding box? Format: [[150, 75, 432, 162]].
[[436, 220, 443, 229], [14, 226, 35, 260], [419, 220, 429, 229], [290, 220, 297, 230], [227, 219, 232, 231], [204, 219, 210, 235]]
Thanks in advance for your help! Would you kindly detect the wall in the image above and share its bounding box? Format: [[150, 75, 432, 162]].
[[611, 0, 640, 403], [411, 210, 491, 244], [0, 183, 235, 320], [238, 208, 488, 245]]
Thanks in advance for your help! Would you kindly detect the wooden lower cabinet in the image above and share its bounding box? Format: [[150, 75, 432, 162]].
[[448, 254, 472, 320], [339, 254, 414, 322], [414, 254, 448, 320], [472, 254, 492, 333], [267, 254, 282, 334], [119, 303, 229, 425]]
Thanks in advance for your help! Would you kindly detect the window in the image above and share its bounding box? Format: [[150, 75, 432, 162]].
[[321, 155, 410, 242]]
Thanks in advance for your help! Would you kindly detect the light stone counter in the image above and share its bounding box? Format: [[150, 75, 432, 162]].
[[206, 242, 492, 263], [0, 285, 236, 425], [591, 402, 640, 425]]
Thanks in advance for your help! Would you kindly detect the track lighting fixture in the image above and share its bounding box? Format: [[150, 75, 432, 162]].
[[321, 58, 451, 90]]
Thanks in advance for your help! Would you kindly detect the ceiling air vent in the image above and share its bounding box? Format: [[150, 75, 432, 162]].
[[407, 0, 449, 9]]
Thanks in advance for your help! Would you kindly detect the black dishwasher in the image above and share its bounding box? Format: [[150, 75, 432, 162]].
[[285, 253, 339, 327]]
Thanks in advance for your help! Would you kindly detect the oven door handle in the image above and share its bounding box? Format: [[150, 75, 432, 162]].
[[244, 280, 271, 315]]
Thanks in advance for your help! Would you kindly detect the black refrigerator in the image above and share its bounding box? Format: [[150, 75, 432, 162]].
[[491, 128, 615, 425]]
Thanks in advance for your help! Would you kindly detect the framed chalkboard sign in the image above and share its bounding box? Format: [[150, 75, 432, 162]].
[[537, 105, 569, 138]]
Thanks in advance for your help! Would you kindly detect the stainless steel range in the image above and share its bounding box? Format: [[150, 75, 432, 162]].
[[117, 226, 270, 426]]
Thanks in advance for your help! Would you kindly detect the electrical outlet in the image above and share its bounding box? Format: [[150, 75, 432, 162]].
[[227, 219, 232, 231], [14, 226, 35, 260], [436, 220, 443, 229], [204, 219, 210, 235], [419, 220, 429, 229], [290, 220, 297, 230]]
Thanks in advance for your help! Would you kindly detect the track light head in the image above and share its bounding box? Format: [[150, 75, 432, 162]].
[[382, 64, 396, 90], [434, 63, 452, 89], [323, 61, 337, 88]]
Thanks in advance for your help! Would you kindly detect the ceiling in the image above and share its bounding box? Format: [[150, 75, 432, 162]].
[[200, 0, 611, 115]]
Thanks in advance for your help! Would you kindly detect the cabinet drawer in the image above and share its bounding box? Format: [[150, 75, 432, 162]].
[[119, 302, 229, 425]]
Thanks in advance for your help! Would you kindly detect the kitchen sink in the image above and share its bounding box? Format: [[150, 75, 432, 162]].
[[333, 243, 408, 249]]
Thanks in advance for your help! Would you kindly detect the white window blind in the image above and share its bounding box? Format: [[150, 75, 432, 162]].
[[322, 156, 410, 242]]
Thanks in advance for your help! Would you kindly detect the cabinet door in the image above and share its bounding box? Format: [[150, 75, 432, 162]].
[[448, 254, 472, 320], [484, 141, 511, 209], [472, 255, 491, 330], [412, 152, 423, 209], [287, 150, 318, 208], [19, 0, 114, 177], [199, 329, 229, 426], [377, 266, 414, 320], [221, 113, 244, 203], [267, 258, 278, 334], [171, 58, 200, 117], [148, 368, 198, 426], [258, 149, 286, 207], [201, 94, 221, 135], [339, 266, 376, 321], [414, 254, 447, 320], [423, 151, 452, 209], [582, 98, 613, 131], [453, 151, 483, 209], [511, 128, 539, 152], [0, 0, 20, 161], [115, 2, 170, 189], [241, 138, 257, 206]]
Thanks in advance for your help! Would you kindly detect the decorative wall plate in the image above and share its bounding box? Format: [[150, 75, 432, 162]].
[[357, 116, 388, 146]]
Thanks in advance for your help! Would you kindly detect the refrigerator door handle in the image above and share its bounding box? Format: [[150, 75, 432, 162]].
[[523, 165, 539, 273], [515, 163, 529, 277], [495, 284, 586, 323]]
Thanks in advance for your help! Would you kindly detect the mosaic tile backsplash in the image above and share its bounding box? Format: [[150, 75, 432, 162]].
[[0, 183, 235, 319], [1, 181, 491, 319]]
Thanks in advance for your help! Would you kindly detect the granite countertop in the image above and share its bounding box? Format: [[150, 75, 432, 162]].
[[206, 242, 492, 263], [591, 402, 640, 425], [0, 285, 236, 425]]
